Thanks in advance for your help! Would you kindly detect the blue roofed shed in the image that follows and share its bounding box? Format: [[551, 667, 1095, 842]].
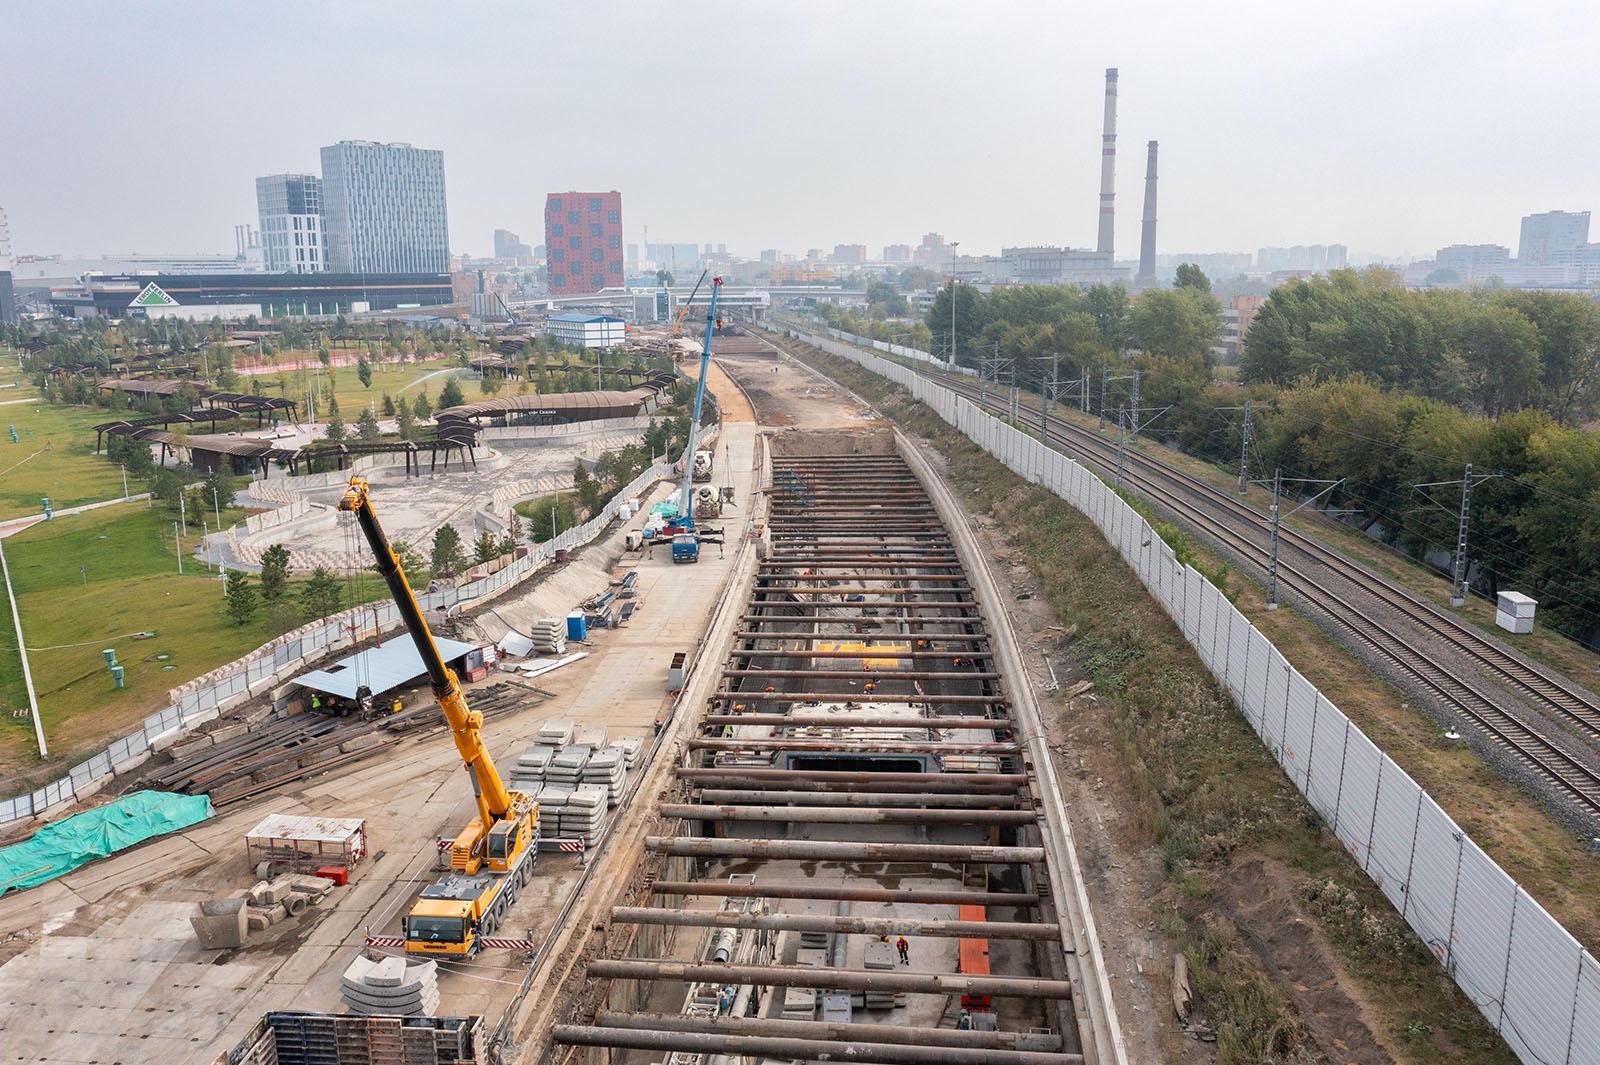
[[295, 635, 481, 700]]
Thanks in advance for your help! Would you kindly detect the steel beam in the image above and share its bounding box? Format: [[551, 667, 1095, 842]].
[[675, 767, 1028, 787], [583, 959, 1072, 998], [591, 1012, 1070, 1054], [722, 668, 997, 681], [734, 631, 992, 645], [554, 1026, 1081, 1065], [645, 836, 1042, 864], [661, 802, 1034, 826], [708, 692, 1004, 705], [610, 906, 1056, 941], [702, 714, 1008, 728], [697, 788, 1023, 808], [687, 738, 1015, 753], [739, 613, 988, 623], [647, 879, 1041, 907], [732, 646, 992, 655]]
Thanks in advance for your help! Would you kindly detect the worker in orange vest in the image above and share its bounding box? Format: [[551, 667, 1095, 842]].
[[896, 936, 910, 965]]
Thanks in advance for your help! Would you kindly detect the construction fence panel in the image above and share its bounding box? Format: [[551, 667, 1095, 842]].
[[1224, 607, 1252, 705], [1280, 665, 1319, 788], [1367, 766, 1422, 913], [1570, 952, 1600, 1064], [1450, 839, 1521, 1029], [1241, 628, 1274, 735]]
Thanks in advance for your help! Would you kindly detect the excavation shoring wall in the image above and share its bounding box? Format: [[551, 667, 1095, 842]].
[[791, 328, 1600, 1065]]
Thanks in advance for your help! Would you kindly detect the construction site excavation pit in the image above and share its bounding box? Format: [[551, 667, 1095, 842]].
[[546, 427, 1121, 1065]]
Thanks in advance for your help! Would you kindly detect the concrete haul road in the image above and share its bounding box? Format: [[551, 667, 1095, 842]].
[[511, 346, 1125, 1065], [0, 369, 764, 1065]]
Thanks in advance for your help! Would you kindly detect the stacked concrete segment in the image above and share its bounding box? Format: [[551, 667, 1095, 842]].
[[340, 954, 441, 1016]]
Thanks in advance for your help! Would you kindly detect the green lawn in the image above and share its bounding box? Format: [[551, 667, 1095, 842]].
[[240, 355, 478, 420], [0, 547, 28, 736], [0, 401, 129, 521], [0, 501, 385, 778]]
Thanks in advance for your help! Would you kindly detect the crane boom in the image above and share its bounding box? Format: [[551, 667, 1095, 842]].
[[339, 478, 512, 833], [678, 276, 723, 526], [670, 269, 711, 339]]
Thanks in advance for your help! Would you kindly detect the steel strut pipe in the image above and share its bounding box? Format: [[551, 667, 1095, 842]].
[[687, 740, 1015, 756], [721, 669, 998, 681], [582, 958, 1074, 998], [733, 631, 994, 645], [706, 693, 1006, 705], [644, 836, 1044, 864], [701, 714, 1009, 728], [728, 651, 995, 661], [695, 788, 1024, 808], [676, 777, 1025, 796], [660, 802, 1036, 826], [739, 613, 989, 622], [588, 1014, 1078, 1059], [646, 879, 1041, 907], [582, 1017, 1081, 1055], [687, 738, 1015, 754], [675, 767, 1029, 786], [609, 905, 1059, 941]]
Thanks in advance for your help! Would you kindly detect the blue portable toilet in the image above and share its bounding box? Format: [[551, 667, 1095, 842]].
[[566, 612, 588, 642]]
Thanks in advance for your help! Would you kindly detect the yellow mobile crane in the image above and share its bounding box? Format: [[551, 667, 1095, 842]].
[[339, 477, 539, 956]]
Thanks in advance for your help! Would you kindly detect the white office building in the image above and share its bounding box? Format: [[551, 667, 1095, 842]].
[[320, 140, 449, 274], [256, 174, 325, 274], [546, 313, 626, 349], [1518, 210, 1590, 266], [1434, 243, 1511, 282]]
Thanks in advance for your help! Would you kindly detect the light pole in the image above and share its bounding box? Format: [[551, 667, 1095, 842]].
[[947, 242, 961, 369]]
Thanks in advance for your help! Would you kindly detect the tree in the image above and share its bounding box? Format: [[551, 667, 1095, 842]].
[[519, 493, 578, 542], [656, 269, 674, 287], [472, 529, 501, 565], [1126, 288, 1222, 362], [357, 356, 372, 389], [499, 514, 523, 555], [1450, 301, 1541, 418], [1174, 263, 1211, 293], [356, 407, 381, 442], [381, 392, 395, 417], [573, 461, 604, 515], [412, 388, 432, 420], [389, 539, 426, 581], [259, 544, 291, 603], [203, 470, 236, 513], [223, 571, 259, 626], [300, 566, 343, 620], [438, 377, 465, 410], [395, 396, 416, 441], [431, 523, 466, 578], [324, 408, 348, 445]]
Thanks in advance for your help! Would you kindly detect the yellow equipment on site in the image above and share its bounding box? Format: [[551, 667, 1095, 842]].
[[339, 477, 539, 957]]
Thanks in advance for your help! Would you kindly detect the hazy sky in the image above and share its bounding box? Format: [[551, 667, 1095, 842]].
[[4, 0, 1599, 262]]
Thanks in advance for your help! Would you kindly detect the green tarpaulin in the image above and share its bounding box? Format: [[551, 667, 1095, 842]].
[[0, 790, 213, 895]]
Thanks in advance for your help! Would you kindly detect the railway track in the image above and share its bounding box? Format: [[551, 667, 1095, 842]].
[[776, 330, 1600, 820]]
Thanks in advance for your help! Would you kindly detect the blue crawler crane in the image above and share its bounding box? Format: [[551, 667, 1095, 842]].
[[667, 276, 724, 564]]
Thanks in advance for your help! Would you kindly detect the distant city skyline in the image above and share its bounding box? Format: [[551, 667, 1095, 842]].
[[5, 3, 1600, 263]]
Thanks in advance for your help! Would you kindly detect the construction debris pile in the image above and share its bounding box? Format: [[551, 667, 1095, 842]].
[[149, 683, 538, 806], [190, 873, 339, 948], [340, 954, 441, 1016]]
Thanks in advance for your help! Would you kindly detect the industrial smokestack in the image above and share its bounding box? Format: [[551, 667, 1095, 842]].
[[1137, 140, 1158, 285], [1096, 68, 1118, 257]]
